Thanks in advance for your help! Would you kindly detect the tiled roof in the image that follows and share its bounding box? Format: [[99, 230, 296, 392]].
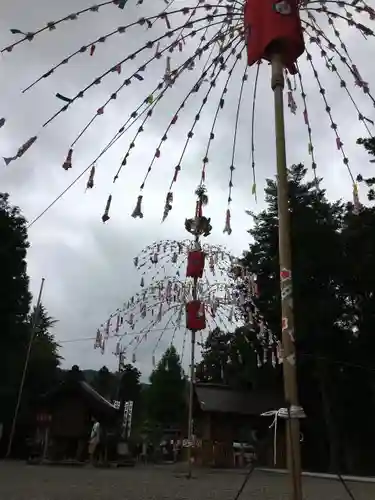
[[194, 383, 284, 416]]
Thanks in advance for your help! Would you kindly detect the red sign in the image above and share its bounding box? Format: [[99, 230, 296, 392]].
[[280, 268, 291, 281]]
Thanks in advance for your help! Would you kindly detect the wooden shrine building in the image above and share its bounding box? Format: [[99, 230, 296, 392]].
[[34, 366, 119, 462], [192, 383, 285, 468]]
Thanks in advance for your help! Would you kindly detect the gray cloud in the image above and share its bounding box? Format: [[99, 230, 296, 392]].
[[0, 0, 374, 379]]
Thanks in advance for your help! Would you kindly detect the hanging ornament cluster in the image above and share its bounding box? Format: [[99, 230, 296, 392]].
[[231, 260, 278, 368], [93, 271, 245, 367], [185, 185, 211, 332], [93, 232, 265, 371], [92, 183, 277, 372], [133, 238, 235, 285], [1, 0, 371, 226]]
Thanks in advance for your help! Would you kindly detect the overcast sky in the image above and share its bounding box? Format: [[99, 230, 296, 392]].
[[0, 0, 374, 379]]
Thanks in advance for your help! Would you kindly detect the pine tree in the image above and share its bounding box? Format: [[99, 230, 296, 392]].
[[146, 346, 187, 430], [25, 304, 61, 397], [0, 194, 31, 384], [92, 366, 117, 400], [240, 164, 351, 472], [118, 364, 141, 403], [337, 138, 375, 473], [356, 137, 375, 200], [0, 194, 64, 455], [118, 363, 142, 428], [196, 328, 231, 384]]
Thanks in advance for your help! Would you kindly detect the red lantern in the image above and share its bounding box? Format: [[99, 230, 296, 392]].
[[244, 0, 305, 73], [186, 250, 205, 278], [186, 300, 206, 331]]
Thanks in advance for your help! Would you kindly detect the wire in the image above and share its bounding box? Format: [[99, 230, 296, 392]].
[[58, 325, 179, 344], [299, 350, 375, 374], [231, 426, 275, 500], [250, 62, 260, 202], [229, 411, 357, 500], [337, 473, 357, 500], [312, 362, 358, 500], [232, 461, 256, 500], [25, 19, 236, 230], [60, 324, 375, 376]]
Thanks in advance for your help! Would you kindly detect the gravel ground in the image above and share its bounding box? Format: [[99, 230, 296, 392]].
[[0, 462, 374, 500]]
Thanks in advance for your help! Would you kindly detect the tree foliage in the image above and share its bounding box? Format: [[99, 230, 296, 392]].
[[198, 161, 375, 475], [241, 164, 353, 471], [196, 327, 281, 391], [118, 364, 142, 404], [0, 194, 61, 456], [356, 137, 375, 200], [146, 346, 187, 430], [92, 366, 117, 400], [0, 194, 31, 389], [25, 304, 61, 398]]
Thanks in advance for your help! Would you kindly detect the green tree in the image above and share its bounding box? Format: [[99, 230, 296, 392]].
[[25, 304, 61, 397], [0, 193, 31, 409], [196, 323, 282, 391], [118, 364, 141, 403], [66, 364, 86, 383], [92, 366, 116, 400], [0, 193, 61, 456], [196, 328, 230, 384], [240, 164, 352, 472], [356, 137, 375, 200], [336, 138, 375, 473], [146, 346, 187, 430], [0, 194, 32, 455], [117, 364, 142, 434]]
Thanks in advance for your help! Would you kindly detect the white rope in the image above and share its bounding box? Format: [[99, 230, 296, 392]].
[[261, 405, 306, 465]]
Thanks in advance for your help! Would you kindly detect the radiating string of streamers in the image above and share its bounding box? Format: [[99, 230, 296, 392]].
[[224, 62, 248, 235], [93, 240, 276, 370], [1, 0, 373, 228], [250, 61, 261, 202], [137, 34, 245, 221], [163, 38, 246, 224], [1, 1, 116, 55], [112, 20, 235, 189], [295, 65, 318, 185]]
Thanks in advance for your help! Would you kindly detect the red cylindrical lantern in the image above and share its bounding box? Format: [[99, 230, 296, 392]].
[[186, 250, 206, 278], [244, 0, 305, 73], [186, 300, 206, 331]]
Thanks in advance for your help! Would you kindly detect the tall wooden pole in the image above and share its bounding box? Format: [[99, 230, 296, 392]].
[[185, 191, 206, 478], [186, 246, 199, 478], [6, 277, 45, 459], [271, 54, 303, 500], [186, 328, 196, 478]]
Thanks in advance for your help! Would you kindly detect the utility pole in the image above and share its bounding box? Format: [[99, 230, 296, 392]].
[[271, 53, 303, 500], [6, 277, 45, 459]]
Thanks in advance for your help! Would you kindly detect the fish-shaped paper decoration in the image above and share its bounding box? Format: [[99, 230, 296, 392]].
[[117, 0, 130, 9], [4, 136, 37, 165]]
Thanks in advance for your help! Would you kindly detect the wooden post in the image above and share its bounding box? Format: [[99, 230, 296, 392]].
[[6, 278, 45, 458], [271, 54, 303, 500]]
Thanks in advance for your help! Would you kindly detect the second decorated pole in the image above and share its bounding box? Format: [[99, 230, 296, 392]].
[[184, 187, 212, 478]]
